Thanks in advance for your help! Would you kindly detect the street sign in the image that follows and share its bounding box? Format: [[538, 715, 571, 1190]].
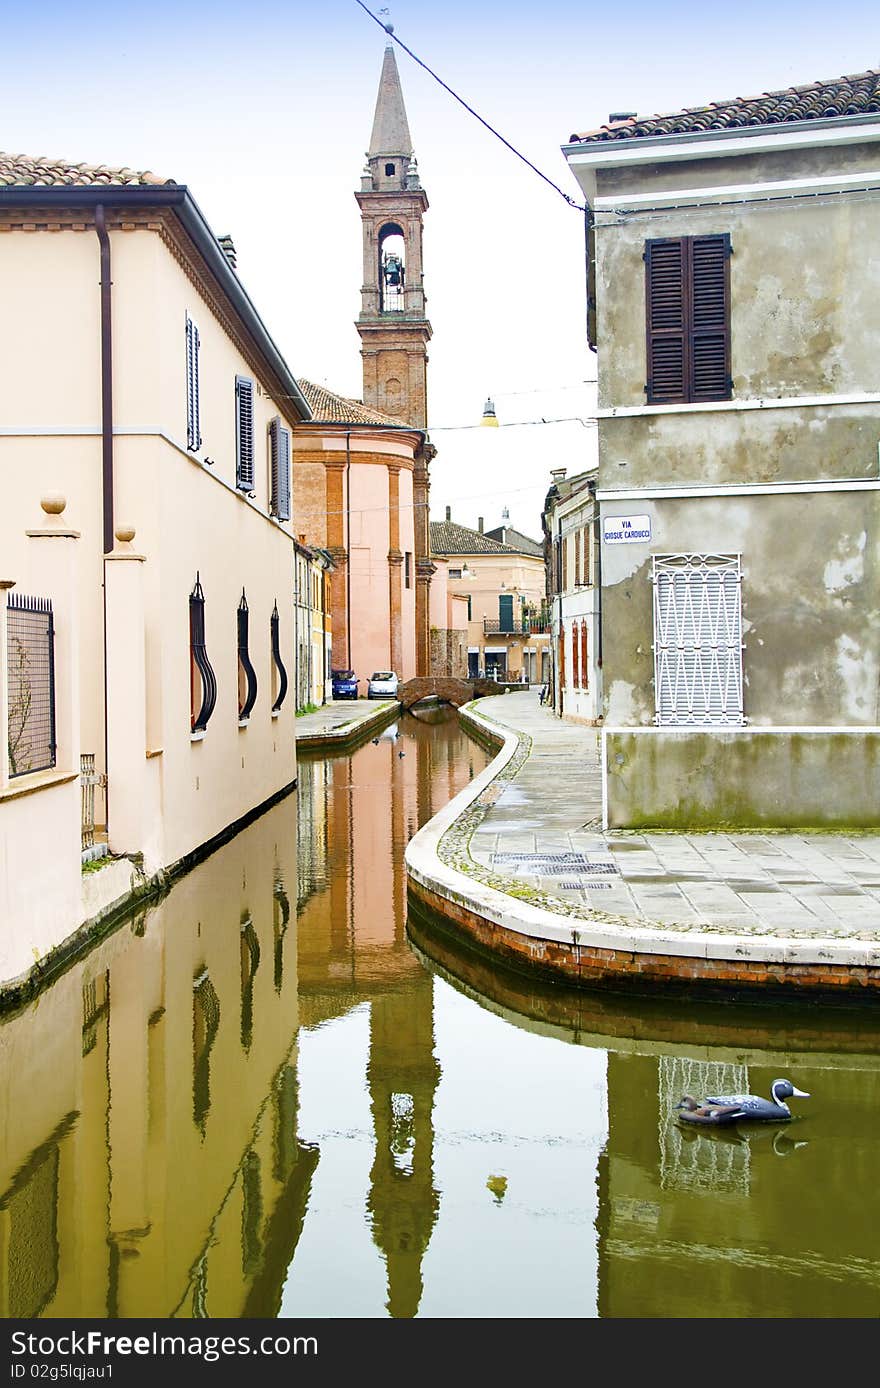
[[602, 514, 651, 544]]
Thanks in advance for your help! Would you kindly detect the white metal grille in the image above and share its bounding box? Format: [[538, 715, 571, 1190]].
[[652, 553, 745, 726], [658, 1056, 751, 1195]]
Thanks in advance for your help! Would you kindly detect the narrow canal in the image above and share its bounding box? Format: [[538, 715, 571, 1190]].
[[2, 706, 879, 1318]]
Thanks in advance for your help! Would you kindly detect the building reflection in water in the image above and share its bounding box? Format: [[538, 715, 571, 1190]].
[[0, 794, 318, 1318], [294, 708, 476, 1318], [409, 900, 880, 1320]]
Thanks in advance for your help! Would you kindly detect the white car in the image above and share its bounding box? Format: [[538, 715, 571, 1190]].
[[367, 671, 399, 700]]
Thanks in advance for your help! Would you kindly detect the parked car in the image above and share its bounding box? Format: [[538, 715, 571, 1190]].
[[331, 669, 359, 700], [367, 671, 399, 700]]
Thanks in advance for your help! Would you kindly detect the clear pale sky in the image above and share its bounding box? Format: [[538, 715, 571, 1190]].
[[3, 1, 877, 536]]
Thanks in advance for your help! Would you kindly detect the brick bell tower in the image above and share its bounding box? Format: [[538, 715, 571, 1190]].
[[356, 40, 431, 426], [356, 38, 435, 676]]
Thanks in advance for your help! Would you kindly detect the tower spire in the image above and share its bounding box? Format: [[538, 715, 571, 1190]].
[[368, 44, 413, 162]]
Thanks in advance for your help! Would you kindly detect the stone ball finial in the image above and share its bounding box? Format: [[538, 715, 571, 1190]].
[[41, 492, 67, 516], [115, 524, 136, 544]]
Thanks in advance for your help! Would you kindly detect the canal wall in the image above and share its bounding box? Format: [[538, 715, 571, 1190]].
[[404, 701, 880, 998]]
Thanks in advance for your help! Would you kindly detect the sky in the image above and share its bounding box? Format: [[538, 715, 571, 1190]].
[[2, 0, 878, 536]]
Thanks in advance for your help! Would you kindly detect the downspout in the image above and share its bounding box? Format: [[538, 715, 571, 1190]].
[[95, 206, 114, 554], [556, 514, 564, 718], [95, 205, 113, 832], [345, 430, 352, 672]]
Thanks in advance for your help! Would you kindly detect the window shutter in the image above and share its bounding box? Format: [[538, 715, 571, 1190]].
[[645, 238, 686, 404], [186, 315, 201, 451], [269, 417, 292, 522], [690, 234, 731, 401], [235, 376, 255, 491], [277, 424, 291, 522], [268, 417, 279, 514]]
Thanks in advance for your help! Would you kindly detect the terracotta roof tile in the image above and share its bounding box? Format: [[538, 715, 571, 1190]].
[[429, 520, 525, 556], [296, 378, 413, 428], [0, 151, 174, 187], [569, 69, 880, 145]]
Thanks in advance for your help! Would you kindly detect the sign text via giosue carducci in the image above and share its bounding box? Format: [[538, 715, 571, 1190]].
[[602, 514, 652, 544]]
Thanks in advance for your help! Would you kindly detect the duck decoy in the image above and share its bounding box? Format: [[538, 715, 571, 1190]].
[[676, 1078, 809, 1126]]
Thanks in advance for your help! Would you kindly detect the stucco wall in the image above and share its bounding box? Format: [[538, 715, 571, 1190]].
[[601, 491, 880, 728], [0, 223, 298, 939], [595, 172, 880, 411], [605, 727, 880, 829]]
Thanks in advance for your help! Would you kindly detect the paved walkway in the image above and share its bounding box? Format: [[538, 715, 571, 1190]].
[[469, 692, 880, 941], [295, 698, 398, 748]]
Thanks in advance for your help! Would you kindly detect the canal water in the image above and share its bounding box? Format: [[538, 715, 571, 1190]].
[[1, 705, 879, 1319]]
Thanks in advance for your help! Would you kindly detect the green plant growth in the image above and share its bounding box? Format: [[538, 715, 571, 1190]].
[[7, 637, 33, 775], [296, 703, 320, 717]]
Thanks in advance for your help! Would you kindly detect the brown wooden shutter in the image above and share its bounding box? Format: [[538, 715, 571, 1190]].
[[690, 234, 731, 401], [645, 238, 686, 404]]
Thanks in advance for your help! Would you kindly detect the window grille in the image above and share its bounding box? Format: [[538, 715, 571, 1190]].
[[7, 593, 55, 777], [580, 621, 588, 691], [235, 376, 255, 492], [270, 601, 288, 712], [237, 590, 258, 720], [652, 554, 745, 726], [268, 417, 291, 521], [185, 314, 201, 451], [189, 575, 217, 732]]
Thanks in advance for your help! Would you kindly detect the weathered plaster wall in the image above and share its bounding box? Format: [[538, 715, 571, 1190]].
[[603, 404, 880, 490], [596, 195, 880, 411], [605, 727, 880, 829], [601, 491, 880, 727]]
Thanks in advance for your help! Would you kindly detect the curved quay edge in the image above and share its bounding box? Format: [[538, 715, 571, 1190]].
[[404, 701, 880, 997]]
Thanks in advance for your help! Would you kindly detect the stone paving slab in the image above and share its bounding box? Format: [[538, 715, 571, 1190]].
[[467, 692, 880, 942]]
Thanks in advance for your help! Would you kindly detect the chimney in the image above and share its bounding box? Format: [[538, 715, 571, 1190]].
[[445, 505, 451, 521], [608, 111, 637, 123], [218, 234, 237, 270], [550, 468, 567, 482], [478, 516, 484, 534]]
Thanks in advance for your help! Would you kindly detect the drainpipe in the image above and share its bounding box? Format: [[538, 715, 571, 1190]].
[[345, 430, 352, 671], [95, 205, 113, 832], [95, 206, 114, 555], [556, 514, 564, 717]]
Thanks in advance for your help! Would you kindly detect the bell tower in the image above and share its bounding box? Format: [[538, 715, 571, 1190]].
[[356, 42, 431, 427]]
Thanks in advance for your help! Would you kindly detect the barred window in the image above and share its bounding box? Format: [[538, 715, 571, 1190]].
[[653, 554, 744, 725], [237, 590, 258, 721], [189, 575, 217, 733]]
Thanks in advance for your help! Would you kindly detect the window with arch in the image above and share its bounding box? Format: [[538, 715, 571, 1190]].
[[379, 222, 405, 312]]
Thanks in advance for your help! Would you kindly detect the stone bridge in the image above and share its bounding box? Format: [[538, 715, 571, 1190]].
[[397, 677, 510, 710]]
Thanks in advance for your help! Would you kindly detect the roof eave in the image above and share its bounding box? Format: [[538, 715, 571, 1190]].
[[0, 183, 311, 422], [563, 110, 880, 167]]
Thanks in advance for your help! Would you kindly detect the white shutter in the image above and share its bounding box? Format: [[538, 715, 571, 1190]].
[[653, 554, 745, 725]]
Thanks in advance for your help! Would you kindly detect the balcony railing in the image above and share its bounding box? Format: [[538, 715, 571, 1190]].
[[482, 617, 550, 636]]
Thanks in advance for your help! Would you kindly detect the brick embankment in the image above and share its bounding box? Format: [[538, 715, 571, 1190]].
[[404, 695, 880, 998]]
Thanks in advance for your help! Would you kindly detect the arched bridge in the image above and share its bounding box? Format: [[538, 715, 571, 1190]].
[[397, 677, 510, 710]]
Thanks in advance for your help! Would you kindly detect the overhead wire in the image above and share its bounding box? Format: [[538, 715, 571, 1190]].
[[354, 1, 587, 213]]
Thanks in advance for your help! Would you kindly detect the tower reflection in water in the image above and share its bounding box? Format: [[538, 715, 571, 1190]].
[[0, 708, 482, 1320], [293, 710, 474, 1319]]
